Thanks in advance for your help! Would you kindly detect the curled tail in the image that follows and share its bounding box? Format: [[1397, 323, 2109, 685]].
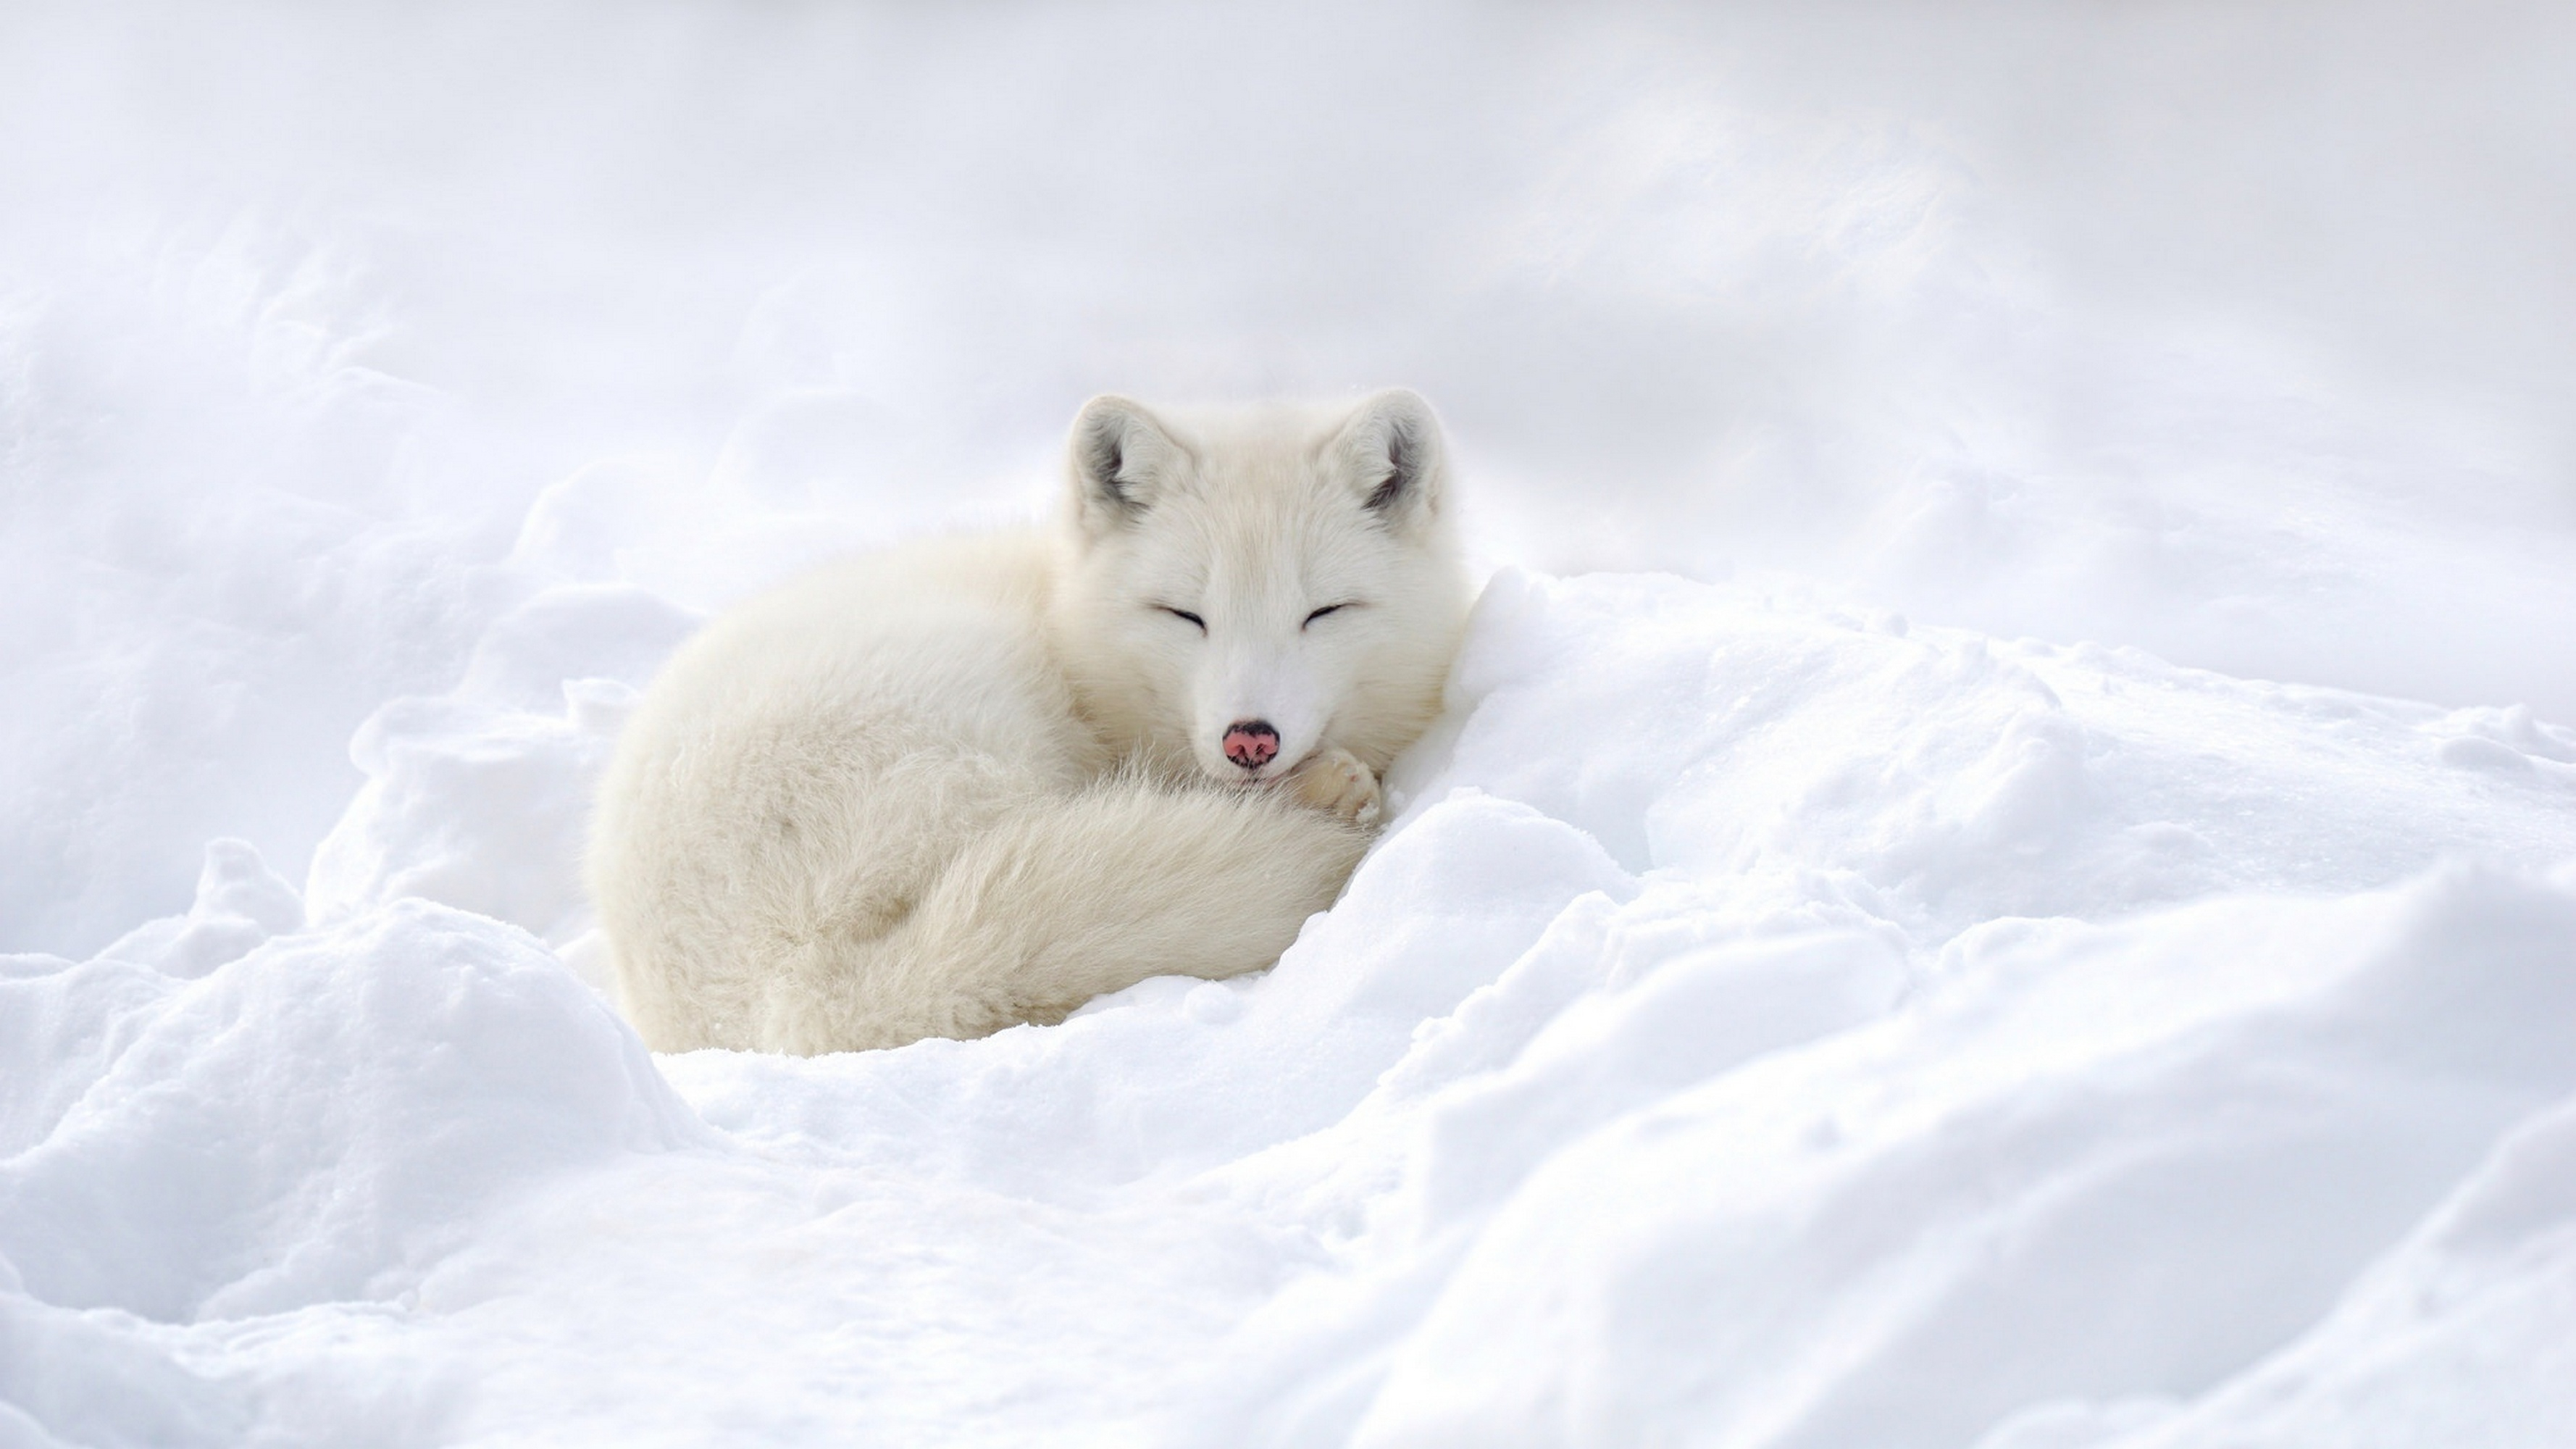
[[755, 773, 1371, 1053]]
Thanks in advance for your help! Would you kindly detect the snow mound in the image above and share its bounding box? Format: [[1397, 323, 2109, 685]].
[[6, 562, 2574, 1446], [304, 583, 696, 948], [2, 895, 702, 1328], [1288, 867, 2576, 1449]]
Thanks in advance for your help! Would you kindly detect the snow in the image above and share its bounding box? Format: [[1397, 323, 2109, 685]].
[[7, 4, 2576, 1446], [9, 575, 2574, 1445]]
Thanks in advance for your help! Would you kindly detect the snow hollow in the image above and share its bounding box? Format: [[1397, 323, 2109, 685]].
[[6, 5, 2576, 1446]]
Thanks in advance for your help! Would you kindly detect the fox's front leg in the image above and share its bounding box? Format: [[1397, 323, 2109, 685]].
[[1286, 747, 1383, 828]]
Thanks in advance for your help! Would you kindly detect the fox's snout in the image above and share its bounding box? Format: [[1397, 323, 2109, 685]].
[[1222, 720, 1280, 771]]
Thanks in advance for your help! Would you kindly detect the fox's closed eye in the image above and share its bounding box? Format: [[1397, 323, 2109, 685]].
[[1162, 606, 1206, 632], [1303, 604, 1352, 628]]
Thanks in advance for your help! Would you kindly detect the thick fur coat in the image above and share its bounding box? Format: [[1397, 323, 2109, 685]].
[[587, 390, 1471, 1053]]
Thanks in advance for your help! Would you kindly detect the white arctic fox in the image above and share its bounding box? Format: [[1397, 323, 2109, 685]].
[[587, 390, 1471, 1054]]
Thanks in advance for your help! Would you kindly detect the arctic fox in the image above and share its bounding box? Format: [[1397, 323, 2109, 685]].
[[587, 389, 1471, 1054]]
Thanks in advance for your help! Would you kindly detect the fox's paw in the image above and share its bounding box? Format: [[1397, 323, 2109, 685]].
[[1289, 747, 1383, 828]]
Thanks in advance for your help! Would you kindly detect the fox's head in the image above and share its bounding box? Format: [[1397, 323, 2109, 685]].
[[1053, 388, 1471, 788]]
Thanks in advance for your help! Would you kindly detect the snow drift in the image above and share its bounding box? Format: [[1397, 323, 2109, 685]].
[[7, 564, 2575, 1446]]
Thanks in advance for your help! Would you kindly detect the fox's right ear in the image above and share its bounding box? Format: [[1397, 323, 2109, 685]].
[[1068, 396, 1184, 539]]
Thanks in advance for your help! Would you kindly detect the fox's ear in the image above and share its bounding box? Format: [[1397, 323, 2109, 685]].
[[1068, 395, 1184, 538], [1332, 388, 1445, 533]]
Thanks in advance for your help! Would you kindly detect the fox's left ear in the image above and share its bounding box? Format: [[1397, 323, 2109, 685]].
[[1331, 388, 1446, 535]]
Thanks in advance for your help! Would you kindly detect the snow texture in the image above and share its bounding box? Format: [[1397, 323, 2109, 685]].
[[7, 4, 2576, 1446]]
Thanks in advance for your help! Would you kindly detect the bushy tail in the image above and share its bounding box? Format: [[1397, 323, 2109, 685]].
[[754, 774, 1371, 1052]]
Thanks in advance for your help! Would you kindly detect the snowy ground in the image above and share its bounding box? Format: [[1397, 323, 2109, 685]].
[[7, 5, 2576, 1446]]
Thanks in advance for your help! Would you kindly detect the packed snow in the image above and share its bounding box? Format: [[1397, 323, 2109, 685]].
[[7, 4, 2576, 1447]]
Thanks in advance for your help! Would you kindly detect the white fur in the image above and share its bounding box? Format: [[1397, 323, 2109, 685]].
[[587, 390, 1471, 1053]]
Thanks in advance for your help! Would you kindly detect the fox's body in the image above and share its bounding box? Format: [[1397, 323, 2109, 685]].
[[588, 391, 1471, 1053]]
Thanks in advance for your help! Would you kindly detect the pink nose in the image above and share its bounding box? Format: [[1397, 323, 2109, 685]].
[[1223, 721, 1279, 769]]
